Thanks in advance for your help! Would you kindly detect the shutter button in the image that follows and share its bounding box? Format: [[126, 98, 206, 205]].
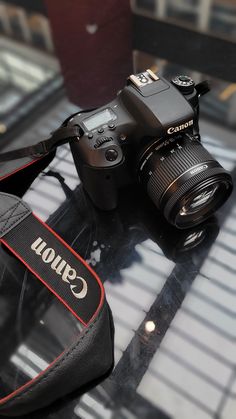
[[105, 149, 118, 161]]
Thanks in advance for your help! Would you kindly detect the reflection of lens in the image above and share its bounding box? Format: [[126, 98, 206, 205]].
[[170, 217, 219, 262], [138, 134, 233, 228], [182, 229, 205, 250]]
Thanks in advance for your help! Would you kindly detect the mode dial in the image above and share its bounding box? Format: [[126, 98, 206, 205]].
[[172, 75, 195, 94]]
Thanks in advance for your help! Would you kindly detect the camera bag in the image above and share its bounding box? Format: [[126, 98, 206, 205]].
[[0, 192, 114, 416]]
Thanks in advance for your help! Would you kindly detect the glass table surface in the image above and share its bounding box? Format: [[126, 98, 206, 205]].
[[0, 3, 235, 418]]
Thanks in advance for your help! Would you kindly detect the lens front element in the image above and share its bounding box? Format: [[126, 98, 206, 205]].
[[139, 134, 233, 228], [180, 184, 219, 216]]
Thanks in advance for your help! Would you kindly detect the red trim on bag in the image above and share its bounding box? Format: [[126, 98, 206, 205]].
[[0, 230, 105, 405], [0, 222, 105, 403], [0, 158, 41, 182], [1, 238, 86, 327], [0, 343, 67, 404], [33, 214, 105, 324], [0, 201, 105, 405], [0, 214, 104, 327]]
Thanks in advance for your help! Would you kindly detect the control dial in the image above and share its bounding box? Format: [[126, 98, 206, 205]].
[[172, 75, 195, 94]]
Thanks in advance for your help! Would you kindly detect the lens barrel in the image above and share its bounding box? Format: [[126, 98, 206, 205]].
[[139, 134, 233, 228]]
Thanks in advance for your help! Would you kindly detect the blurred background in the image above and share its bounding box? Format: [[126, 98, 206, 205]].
[[0, 1, 235, 419], [0, 0, 235, 145]]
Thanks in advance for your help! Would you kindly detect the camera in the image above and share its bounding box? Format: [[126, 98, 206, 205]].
[[68, 69, 233, 228]]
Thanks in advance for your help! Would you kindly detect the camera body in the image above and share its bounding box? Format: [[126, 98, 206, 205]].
[[68, 70, 232, 228], [69, 71, 198, 209]]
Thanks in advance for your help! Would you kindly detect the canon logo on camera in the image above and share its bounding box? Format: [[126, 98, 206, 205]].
[[167, 119, 194, 134]]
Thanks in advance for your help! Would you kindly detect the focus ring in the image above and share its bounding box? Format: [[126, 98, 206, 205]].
[[147, 141, 214, 209]]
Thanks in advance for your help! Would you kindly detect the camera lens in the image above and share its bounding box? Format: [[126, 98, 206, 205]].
[[138, 134, 233, 228]]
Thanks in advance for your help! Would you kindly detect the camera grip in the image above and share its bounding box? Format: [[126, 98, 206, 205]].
[[80, 165, 118, 211]]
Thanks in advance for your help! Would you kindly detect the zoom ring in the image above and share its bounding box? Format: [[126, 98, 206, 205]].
[[147, 141, 214, 209]]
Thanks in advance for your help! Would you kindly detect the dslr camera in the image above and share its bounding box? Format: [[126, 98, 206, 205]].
[[68, 69, 233, 228]]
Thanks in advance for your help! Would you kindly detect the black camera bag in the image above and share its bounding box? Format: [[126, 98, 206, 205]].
[[0, 192, 114, 416]]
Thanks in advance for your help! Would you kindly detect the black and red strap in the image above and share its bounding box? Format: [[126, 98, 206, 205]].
[[0, 192, 104, 326]]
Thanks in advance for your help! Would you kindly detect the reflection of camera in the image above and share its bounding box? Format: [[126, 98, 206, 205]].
[[69, 69, 233, 228]]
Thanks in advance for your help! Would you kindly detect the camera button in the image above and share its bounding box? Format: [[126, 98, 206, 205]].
[[88, 133, 93, 139], [98, 127, 104, 134], [105, 149, 118, 161], [119, 133, 127, 142], [108, 123, 116, 130], [94, 136, 112, 148]]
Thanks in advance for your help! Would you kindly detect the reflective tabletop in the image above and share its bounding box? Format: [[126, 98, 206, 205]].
[[0, 1, 236, 418]]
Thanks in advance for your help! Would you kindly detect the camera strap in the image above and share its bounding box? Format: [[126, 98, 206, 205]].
[[0, 192, 104, 326], [0, 125, 83, 162]]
